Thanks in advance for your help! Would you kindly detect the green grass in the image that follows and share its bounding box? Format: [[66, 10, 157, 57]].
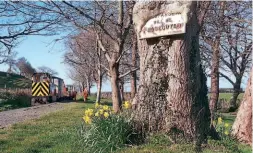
[[221, 112, 237, 125], [208, 93, 244, 101], [0, 71, 31, 89], [218, 93, 244, 100], [118, 112, 251, 153], [0, 102, 92, 153], [76, 95, 113, 105], [0, 96, 251, 153], [117, 142, 251, 153]]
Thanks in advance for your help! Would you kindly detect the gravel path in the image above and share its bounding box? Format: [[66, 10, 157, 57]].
[[0, 102, 67, 129]]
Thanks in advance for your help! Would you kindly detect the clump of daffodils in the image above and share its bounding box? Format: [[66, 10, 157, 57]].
[[82, 102, 112, 124], [82, 101, 133, 124], [213, 116, 231, 136]]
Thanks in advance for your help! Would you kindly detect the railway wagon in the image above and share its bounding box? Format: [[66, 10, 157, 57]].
[[66, 85, 76, 100], [31, 73, 70, 105]]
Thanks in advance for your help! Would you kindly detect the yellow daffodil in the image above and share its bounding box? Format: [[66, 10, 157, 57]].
[[123, 101, 131, 109], [104, 112, 109, 118], [85, 108, 94, 117], [218, 117, 223, 124], [225, 123, 229, 127], [83, 115, 92, 124], [95, 112, 99, 117], [103, 105, 109, 111], [99, 109, 104, 115], [224, 131, 229, 135], [212, 120, 216, 126], [95, 102, 99, 108]]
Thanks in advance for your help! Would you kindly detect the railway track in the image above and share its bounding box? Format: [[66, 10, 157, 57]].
[[0, 102, 68, 129]]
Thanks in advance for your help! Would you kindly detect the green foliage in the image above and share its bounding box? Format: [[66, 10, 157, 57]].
[[0, 71, 31, 89], [79, 113, 137, 153], [0, 94, 31, 112], [146, 133, 172, 146], [208, 137, 241, 153]]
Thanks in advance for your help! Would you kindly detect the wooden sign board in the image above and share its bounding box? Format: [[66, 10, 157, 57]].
[[139, 13, 186, 39]]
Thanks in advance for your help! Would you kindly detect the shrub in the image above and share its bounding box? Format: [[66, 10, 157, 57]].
[[213, 116, 231, 138], [0, 92, 31, 111], [211, 116, 241, 152], [79, 102, 139, 153]]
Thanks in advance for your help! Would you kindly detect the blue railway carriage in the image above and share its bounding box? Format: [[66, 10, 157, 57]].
[[31, 73, 69, 105]]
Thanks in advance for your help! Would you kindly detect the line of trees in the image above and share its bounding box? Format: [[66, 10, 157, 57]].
[[200, 1, 252, 113], [5, 55, 58, 79]]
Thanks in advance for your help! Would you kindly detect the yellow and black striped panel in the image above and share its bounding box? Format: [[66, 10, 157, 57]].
[[32, 82, 49, 96]]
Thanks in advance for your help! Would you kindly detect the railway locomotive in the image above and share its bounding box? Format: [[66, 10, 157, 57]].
[[31, 72, 76, 105]]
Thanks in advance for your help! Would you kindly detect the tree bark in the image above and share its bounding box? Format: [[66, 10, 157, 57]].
[[110, 62, 122, 112], [86, 78, 91, 95], [131, 31, 137, 99], [96, 75, 102, 103], [132, 1, 210, 145], [119, 80, 125, 102], [232, 69, 252, 145], [209, 1, 225, 123], [96, 41, 102, 104], [229, 77, 242, 112]]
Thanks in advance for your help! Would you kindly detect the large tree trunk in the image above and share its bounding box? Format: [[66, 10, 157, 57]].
[[132, 1, 210, 146], [232, 69, 252, 145], [131, 31, 137, 99], [110, 62, 122, 112], [229, 77, 242, 112]]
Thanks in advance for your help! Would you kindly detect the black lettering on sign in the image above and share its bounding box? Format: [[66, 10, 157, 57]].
[[148, 27, 154, 32], [166, 18, 172, 23]]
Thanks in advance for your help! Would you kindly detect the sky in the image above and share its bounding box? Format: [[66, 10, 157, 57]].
[[0, 35, 249, 92]]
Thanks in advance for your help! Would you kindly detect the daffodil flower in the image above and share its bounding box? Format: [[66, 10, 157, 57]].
[[225, 123, 229, 127], [218, 117, 223, 124], [95, 112, 99, 117], [103, 105, 109, 111], [83, 115, 92, 124], [123, 101, 131, 109], [95, 102, 99, 108], [104, 112, 109, 118], [85, 108, 94, 117], [224, 130, 229, 135], [99, 109, 104, 115]]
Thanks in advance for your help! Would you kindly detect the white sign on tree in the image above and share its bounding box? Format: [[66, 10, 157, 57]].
[[139, 13, 186, 39]]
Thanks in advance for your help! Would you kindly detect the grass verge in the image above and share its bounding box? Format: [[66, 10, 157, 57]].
[[0, 102, 92, 153]]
